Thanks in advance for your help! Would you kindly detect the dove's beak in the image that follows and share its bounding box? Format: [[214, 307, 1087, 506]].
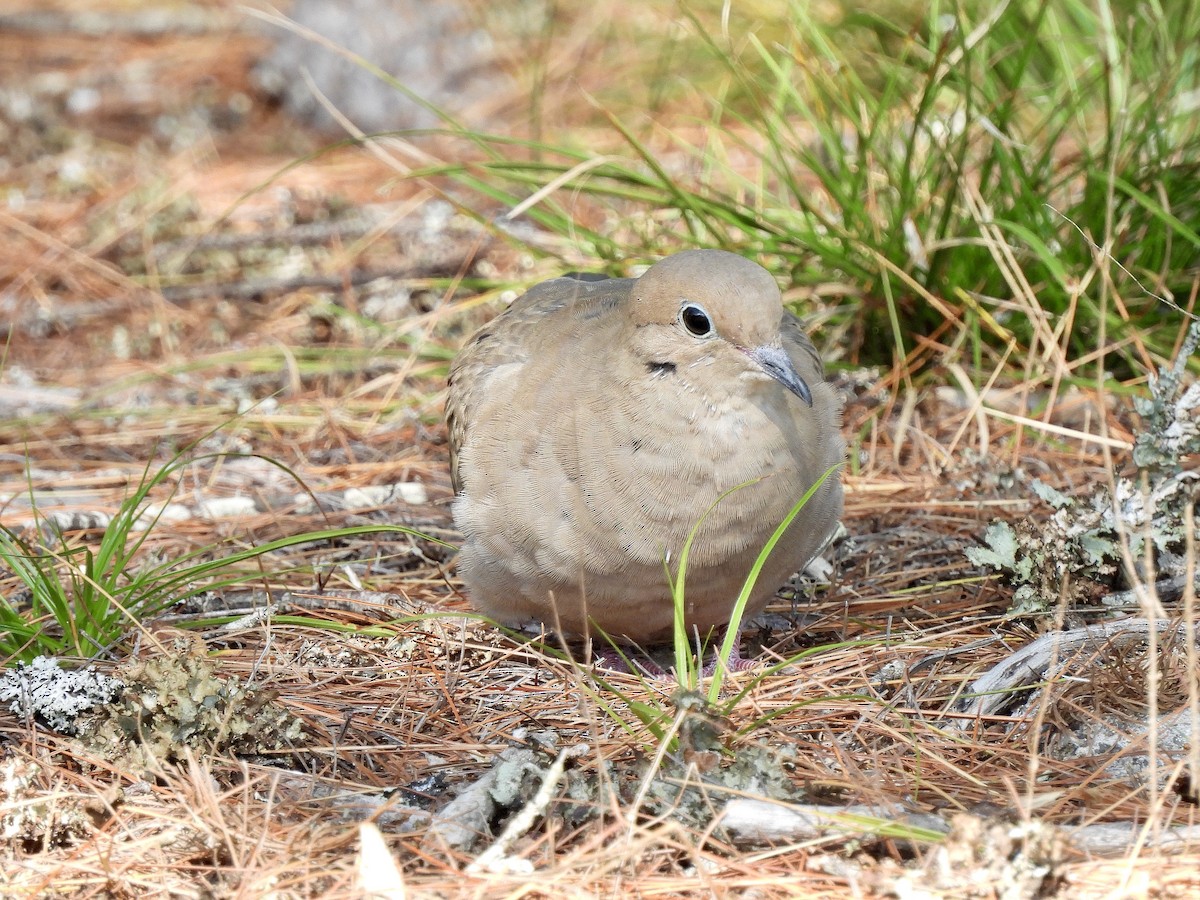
[[745, 345, 813, 407]]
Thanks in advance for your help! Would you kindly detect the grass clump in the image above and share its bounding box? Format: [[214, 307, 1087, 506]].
[[0, 455, 197, 663], [0, 450, 441, 665]]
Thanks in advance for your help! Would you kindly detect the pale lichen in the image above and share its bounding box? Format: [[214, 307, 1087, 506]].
[[967, 318, 1200, 615]]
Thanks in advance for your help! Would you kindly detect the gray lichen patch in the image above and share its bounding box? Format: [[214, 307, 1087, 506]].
[[0, 657, 124, 734], [967, 321, 1200, 615], [71, 637, 305, 776], [968, 469, 1200, 615], [1133, 321, 1200, 477]]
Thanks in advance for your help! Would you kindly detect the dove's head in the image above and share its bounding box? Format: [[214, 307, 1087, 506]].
[[627, 249, 812, 406]]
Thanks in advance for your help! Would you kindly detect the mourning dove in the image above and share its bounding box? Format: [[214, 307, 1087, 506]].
[[446, 249, 843, 650]]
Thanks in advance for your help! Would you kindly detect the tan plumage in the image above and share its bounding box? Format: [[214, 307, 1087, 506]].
[[446, 249, 843, 645]]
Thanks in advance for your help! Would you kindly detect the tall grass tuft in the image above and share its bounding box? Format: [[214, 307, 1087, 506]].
[[0, 451, 443, 665]]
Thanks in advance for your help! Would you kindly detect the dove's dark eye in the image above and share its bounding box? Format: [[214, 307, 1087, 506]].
[[680, 303, 713, 337]]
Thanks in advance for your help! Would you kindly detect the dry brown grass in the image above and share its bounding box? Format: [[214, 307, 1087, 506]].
[[1, 2, 1198, 897]]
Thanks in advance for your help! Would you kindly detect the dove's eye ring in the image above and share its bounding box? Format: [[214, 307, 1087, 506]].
[[679, 302, 713, 337]]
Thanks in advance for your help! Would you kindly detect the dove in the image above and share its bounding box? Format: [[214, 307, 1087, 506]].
[[446, 249, 843, 657]]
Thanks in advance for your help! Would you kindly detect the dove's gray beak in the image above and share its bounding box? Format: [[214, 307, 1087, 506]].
[[746, 345, 813, 406]]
